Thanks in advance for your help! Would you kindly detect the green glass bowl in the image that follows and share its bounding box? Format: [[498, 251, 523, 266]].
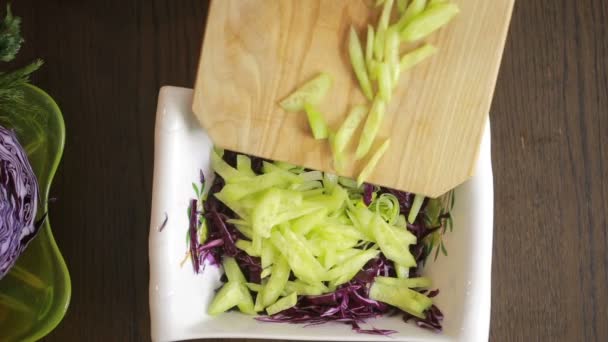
[[0, 84, 70, 341]]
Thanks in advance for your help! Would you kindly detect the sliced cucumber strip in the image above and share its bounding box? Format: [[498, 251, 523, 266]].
[[375, 276, 432, 288], [235, 239, 260, 256], [207, 282, 245, 316], [369, 281, 432, 318], [262, 256, 291, 307], [395, 0, 427, 31], [304, 103, 330, 140], [211, 148, 242, 182], [397, 0, 409, 13], [349, 27, 374, 100], [385, 28, 401, 84], [285, 280, 328, 296], [379, 0, 395, 32], [223, 257, 248, 283], [326, 248, 379, 286], [357, 138, 391, 186], [246, 282, 263, 292], [280, 73, 333, 112], [266, 292, 298, 316], [355, 97, 386, 160], [371, 214, 417, 267], [425, 197, 443, 226], [270, 228, 326, 284], [377, 62, 392, 101], [408, 193, 425, 223], [291, 208, 327, 235], [333, 105, 368, 156], [365, 25, 375, 74], [400, 44, 438, 72], [395, 264, 410, 278], [236, 283, 257, 315], [400, 3, 459, 42], [236, 154, 256, 177]]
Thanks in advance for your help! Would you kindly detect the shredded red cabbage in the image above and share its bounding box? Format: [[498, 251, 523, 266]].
[[157, 212, 168, 232], [362, 184, 374, 206], [257, 255, 397, 335], [0, 125, 40, 279], [187, 198, 202, 272], [189, 167, 263, 282], [188, 150, 446, 334], [403, 290, 443, 332]]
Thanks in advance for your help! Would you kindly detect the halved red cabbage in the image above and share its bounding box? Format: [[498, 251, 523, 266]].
[[0, 125, 39, 279]]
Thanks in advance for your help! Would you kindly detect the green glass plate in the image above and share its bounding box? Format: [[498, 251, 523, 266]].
[[0, 84, 70, 341]]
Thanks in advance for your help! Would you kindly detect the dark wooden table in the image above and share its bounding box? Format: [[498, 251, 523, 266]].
[[9, 0, 607, 341]]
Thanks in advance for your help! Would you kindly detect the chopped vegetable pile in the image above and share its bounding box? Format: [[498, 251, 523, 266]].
[[185, 0, 460, 335], [186, 150, 454, 334], [279, 0, 459, 183]]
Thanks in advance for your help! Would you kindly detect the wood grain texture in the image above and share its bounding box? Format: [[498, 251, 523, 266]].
[[3, 0, 605, 341], [193, 0, 514, 197], [490, 1, 608, 341]]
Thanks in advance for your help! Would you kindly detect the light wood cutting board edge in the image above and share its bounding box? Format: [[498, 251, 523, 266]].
[[192, 0, 515, 197]]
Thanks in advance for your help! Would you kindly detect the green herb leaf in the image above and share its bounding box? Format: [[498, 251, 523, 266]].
[[0, 59, 42, 92], [433, 242, 441, 261], [192, 182, 200, 198], [0, 59, 44, 130], [0, 4, 23, 62], [0, 6, 44, 137], [424, 240, 434, 263], [440, 242, 448, 256], [447, 214, 453, 232], [449, 190, 455, 210], [423, 214, 431, 226]]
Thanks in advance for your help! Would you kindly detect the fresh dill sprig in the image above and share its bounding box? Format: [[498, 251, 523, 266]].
[[0, 59, 43, 105], [0, 2, 42, 114], [0, 4, 23, 62], [422, 189, 455, 262], [0, 59, 44, 128], [0, 4, 44, 140]]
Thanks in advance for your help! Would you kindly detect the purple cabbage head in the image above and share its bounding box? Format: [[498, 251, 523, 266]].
[[0, 125, 40, 279]]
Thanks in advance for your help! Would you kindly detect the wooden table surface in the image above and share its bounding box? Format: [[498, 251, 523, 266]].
[[9, 0, 607, 341]]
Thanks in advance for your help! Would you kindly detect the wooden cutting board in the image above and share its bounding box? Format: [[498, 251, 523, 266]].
[[192, 0, 514, 197]]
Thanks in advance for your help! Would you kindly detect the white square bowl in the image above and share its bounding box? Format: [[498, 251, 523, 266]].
[[149, 86, 494, 342]]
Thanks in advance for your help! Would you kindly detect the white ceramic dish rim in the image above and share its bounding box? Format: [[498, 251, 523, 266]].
[[149, 86, 494, 342]]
